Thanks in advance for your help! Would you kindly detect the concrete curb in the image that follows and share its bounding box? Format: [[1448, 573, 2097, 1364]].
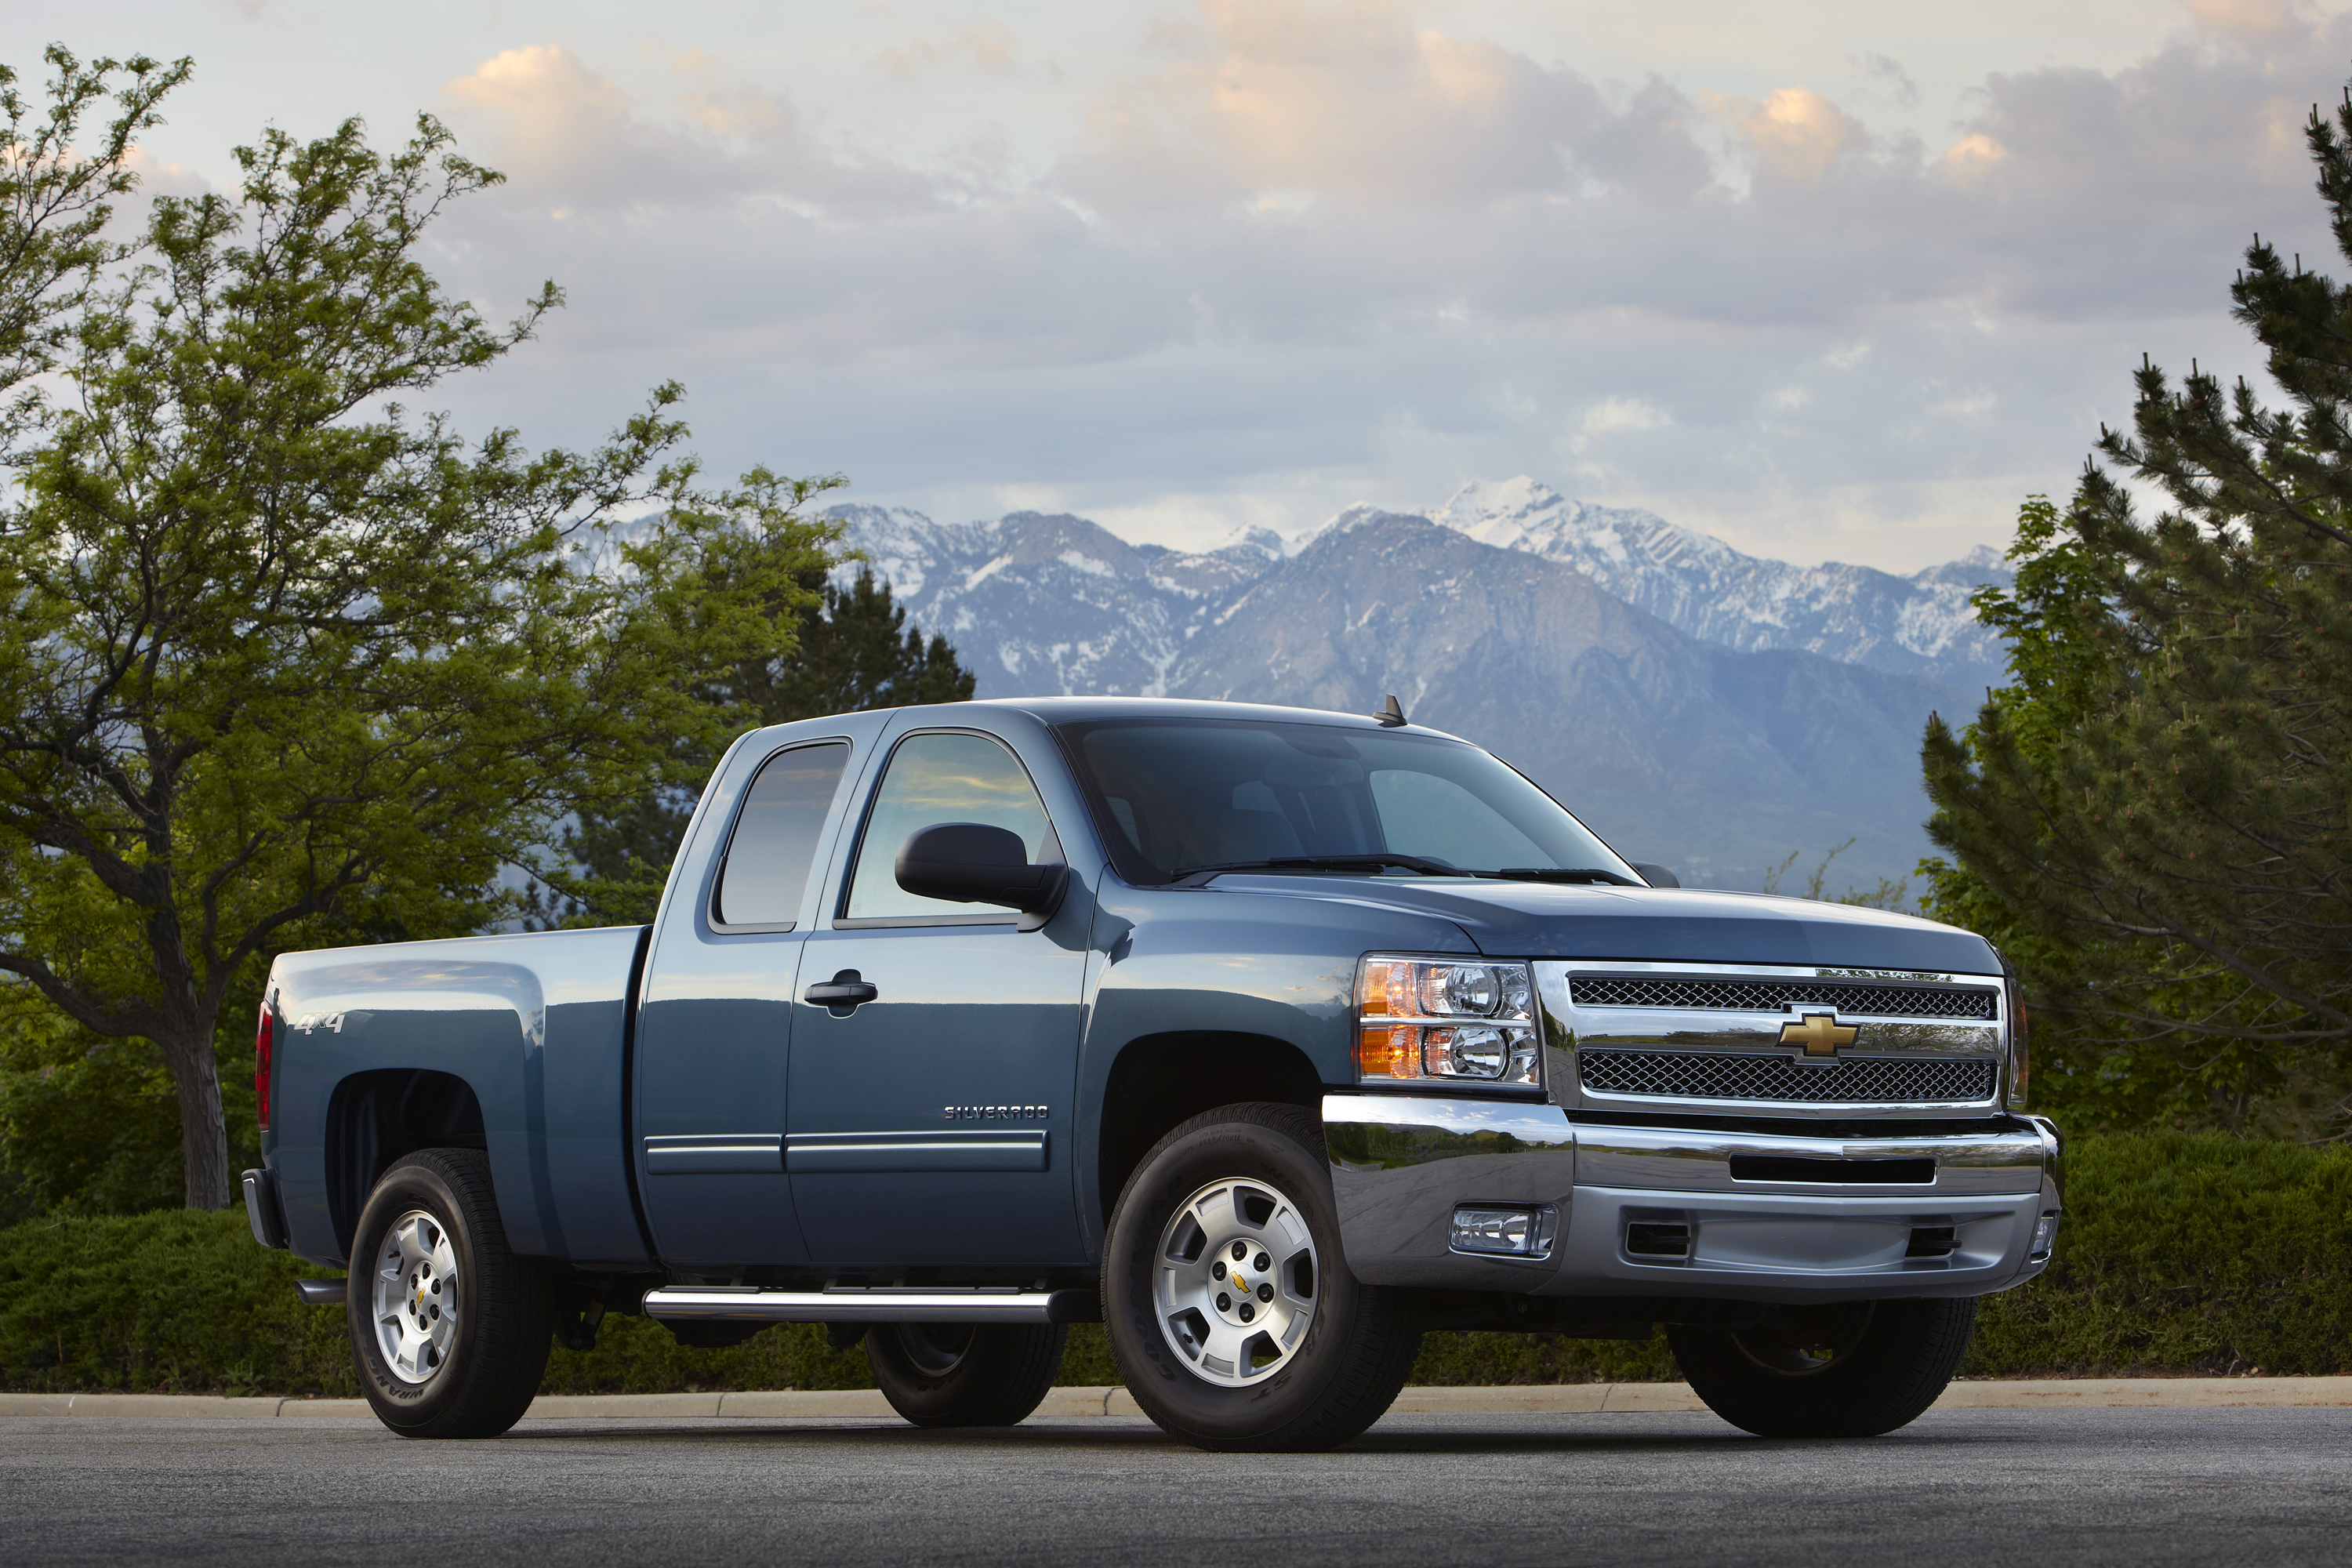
[[4, 1377, 2347, 1420]]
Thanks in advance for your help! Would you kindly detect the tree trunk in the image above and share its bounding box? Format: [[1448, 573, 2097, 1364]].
[[158, 1026, 234, 1210]]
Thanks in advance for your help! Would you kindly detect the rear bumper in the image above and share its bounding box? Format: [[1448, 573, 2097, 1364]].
[[1323, 1092, 2060, 1304]]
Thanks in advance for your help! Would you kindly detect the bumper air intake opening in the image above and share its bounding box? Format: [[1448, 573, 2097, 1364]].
[[1625, 1221, 1691, 1259], [1904, 1225, 1960, 1259], [1730, 1156, 1937, 1185]]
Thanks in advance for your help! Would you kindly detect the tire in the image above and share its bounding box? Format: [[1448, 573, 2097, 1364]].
[[866, 1323, 1069, 1426], [1102, 1102, 1423, 1453], [347, 1149, 553, 1439], [1668, 1296, 1978, 1439]]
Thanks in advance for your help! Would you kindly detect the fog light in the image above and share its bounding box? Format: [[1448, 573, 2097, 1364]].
[[1450, 1204, 1557, 1259], [2029, 1209, 2060, 1261]]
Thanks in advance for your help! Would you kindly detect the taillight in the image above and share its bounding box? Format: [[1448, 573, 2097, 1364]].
[[255, 1004, 274, 1132]]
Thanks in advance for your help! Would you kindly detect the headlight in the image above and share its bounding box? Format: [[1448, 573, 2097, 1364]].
[[1356, 956, 1540, 1087]]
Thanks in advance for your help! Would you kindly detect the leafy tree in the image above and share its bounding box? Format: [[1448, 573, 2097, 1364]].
[[0, 48, 190, 460], [0, 999, 187, 1223], [0, 111, 836, 1210], [539, 566, 978, 928], [1921, 90, 2352, 1133]]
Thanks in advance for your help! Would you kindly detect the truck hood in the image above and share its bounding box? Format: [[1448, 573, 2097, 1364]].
[[1205, 876, 1998, 975]]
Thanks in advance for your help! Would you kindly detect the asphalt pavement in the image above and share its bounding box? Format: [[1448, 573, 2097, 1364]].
[[5, 1406, 2346, 1566]]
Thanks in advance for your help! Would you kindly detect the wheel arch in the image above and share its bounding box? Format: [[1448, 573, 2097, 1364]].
[[1092, 1031, 1327, 1234], [325, 1069, 488, 1257]]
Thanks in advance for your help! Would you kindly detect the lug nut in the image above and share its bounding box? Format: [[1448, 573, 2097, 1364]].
[[1212, 1261, 1225, 1279], [1257, 1283, 1273, 1303], [1254, 1252, 1270, 1272], [1232, 1241, 1247, 1261], [1216, 1293, 1232, 1312], [1239, 1303, 1256, 1323]]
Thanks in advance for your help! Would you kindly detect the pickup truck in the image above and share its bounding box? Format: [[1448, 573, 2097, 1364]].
[[242, 696, 2060, 1450]]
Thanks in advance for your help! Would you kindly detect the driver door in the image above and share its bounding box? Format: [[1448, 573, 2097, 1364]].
[[787, 728, 1091, 1269]]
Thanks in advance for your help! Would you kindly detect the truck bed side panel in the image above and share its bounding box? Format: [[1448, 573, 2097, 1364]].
[[268, 926, 648, 1268]]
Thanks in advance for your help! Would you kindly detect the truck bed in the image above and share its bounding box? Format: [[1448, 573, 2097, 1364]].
[[265, 925, 652, 1269]]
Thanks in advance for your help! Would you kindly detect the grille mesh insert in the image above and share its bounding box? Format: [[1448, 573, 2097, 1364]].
[[1570, 976, 1996, 1021], [1579, 1050, 1998, 1105]]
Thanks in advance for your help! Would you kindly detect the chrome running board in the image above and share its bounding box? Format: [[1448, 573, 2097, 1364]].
[[642, 1285, 1099, 1325]]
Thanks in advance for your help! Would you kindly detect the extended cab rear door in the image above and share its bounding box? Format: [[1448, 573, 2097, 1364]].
[[632, 713, 892, 1269]]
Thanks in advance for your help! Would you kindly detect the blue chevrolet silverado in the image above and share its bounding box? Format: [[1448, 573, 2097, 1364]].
[[242, 696, 2060, 1450]]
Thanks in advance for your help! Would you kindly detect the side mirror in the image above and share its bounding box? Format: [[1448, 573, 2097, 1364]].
[[895, 822, 1070, 916], [1630, 862, 1680, 888]]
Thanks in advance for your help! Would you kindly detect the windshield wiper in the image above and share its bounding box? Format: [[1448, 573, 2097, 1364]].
[[1493, 867, 1639, 886], [1170, 853, 1466, 885]]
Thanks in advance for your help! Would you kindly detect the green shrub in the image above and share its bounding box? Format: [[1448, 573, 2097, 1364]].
[[1963, 1131, 2352, 1376], [0, 1210, 353, 1395], [2, 1131, 2344, 1394]]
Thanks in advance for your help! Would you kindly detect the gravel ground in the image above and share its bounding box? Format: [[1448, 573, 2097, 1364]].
[[5, 1406, 2347, 1566]]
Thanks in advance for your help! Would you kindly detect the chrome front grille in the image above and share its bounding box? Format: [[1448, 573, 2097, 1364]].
[[1578, 1050, 1999, 1105], [1569, 976, 1996, 1021]]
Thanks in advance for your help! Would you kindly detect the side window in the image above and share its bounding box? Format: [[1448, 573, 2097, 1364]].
[[845, 732, 1057, 920], [712, 742, 852, 928]]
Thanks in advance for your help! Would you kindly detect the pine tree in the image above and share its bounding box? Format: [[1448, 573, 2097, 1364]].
[[543, 567, 977, 926], [1922, 87, 2352, 1127]]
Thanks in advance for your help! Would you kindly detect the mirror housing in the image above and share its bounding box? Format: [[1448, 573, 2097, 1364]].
[[895, 822, 1070, 916], [1630, 862, 1680, 888]]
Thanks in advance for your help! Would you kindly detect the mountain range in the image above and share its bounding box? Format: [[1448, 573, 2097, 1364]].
[[824, 480, 2014, 893]]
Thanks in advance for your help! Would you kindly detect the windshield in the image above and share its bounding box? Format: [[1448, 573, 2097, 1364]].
[[1055, 717, 1637, 885]]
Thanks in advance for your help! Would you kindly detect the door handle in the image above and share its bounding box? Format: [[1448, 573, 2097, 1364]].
[[805, 970, 878, 1015]]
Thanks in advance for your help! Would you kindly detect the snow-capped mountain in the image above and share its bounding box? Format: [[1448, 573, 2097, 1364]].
[[828, 504, 1279, 697], [1418, 477, 2012, 692], [825, 487, 2005, 891]]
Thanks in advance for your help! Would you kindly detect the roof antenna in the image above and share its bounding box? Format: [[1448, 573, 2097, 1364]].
[[1376, 694, 1406, 727]]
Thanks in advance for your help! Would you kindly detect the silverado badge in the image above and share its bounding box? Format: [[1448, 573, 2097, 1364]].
[[1780, 1011, 1858, 1058]]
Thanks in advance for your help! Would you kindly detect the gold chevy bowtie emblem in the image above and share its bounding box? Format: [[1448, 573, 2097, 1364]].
[[1780, 1011, 1857, 1056]]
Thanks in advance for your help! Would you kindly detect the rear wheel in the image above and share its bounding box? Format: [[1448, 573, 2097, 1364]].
[[866, 1322, 1068, 1426], [1102, 1103, 1422, 1452], [348, 1149, 552, 1439], [1668, 1297, 1977, 1438]]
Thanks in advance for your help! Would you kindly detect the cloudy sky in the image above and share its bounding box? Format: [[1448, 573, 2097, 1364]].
[[16, 0, 2351, 568]]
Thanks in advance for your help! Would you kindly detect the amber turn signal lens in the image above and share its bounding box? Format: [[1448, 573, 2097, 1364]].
[[1358, 1025, 1422, 1080]]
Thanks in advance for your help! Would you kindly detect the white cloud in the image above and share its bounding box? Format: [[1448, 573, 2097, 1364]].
[[2181, 0, 2314, 39], [437, 45, 939, 217], [1582, 396, 1675, 436], [1698, 85, 1867, 184], [334, 2, 2352, 573]]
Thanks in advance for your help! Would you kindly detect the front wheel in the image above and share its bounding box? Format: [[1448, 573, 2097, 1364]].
[[866, 1323, 1068, 1426], [1102, 1102, 1423, 1453], [1668, 1296, 1978, 1438], [348, 1149, 553, 1439]]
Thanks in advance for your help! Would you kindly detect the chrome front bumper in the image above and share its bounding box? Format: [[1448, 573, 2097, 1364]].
[[1323, 1092, 2060, 1305]]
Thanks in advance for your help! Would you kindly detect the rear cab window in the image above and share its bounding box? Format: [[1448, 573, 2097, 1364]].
[[710, 742, 852, 930]]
